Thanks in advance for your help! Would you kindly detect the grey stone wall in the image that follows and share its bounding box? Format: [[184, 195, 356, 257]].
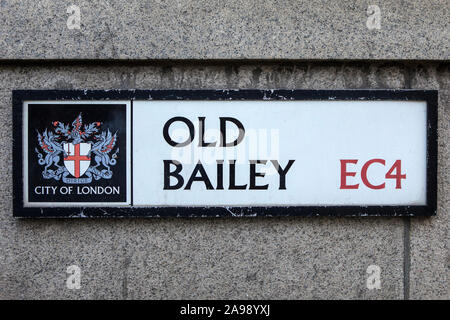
[[0, 62, 448, 299], [0, 0, 448, 60]]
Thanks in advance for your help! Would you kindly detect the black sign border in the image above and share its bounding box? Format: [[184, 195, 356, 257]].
[[12, 89, 438, 218]]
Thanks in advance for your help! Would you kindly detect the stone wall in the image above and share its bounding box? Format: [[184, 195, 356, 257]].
[[0, 61, 448, 299], [0, 0, 448, 60]]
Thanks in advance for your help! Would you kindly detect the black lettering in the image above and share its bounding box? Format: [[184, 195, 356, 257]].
[[216, 160, 224, 190], [229, 160, 247, 189], [198, 117, 217, 147], [249, 160, 269, 189], [271, 160, 295, 190], [185, 161, 214, 190], [164, 160, 184, 189], [163, 117, 194, 147], [220, 117, 245, 147]]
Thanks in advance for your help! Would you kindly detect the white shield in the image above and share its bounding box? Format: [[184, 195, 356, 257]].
[[63, 142, 91, 178]]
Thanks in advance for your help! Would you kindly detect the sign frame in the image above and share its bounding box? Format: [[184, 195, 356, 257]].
[[12, 89, 438, 218]]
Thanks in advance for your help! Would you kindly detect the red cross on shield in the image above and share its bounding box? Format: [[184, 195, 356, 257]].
[[63, 143, 91, 178]]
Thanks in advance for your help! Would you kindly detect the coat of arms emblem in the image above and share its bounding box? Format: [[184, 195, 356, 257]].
[[35, 114, 119, 184]]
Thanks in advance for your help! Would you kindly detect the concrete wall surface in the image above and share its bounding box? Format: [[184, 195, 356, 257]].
[[0, 0, 448, 300], [0, 62, 448, 299], [0, 0, 448, 60]]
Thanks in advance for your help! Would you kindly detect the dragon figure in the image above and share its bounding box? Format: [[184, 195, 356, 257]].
[[89, 130, 119, 174], [35, 129, 66, 176]]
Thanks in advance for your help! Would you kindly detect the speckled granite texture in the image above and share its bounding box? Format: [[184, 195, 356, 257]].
[[0, 0, 448, 60], [0, 62, 447, 299]]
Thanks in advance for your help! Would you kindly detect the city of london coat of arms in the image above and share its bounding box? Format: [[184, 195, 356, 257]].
[[35, 114, 119, 184]]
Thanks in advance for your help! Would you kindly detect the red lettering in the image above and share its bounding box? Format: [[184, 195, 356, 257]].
[[361, 159, 385, 189], [385, 160, 406, 189], [340, 159, 359, 189]]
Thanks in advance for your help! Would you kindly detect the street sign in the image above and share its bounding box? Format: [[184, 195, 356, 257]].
[[12, 90, 437, 217]]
